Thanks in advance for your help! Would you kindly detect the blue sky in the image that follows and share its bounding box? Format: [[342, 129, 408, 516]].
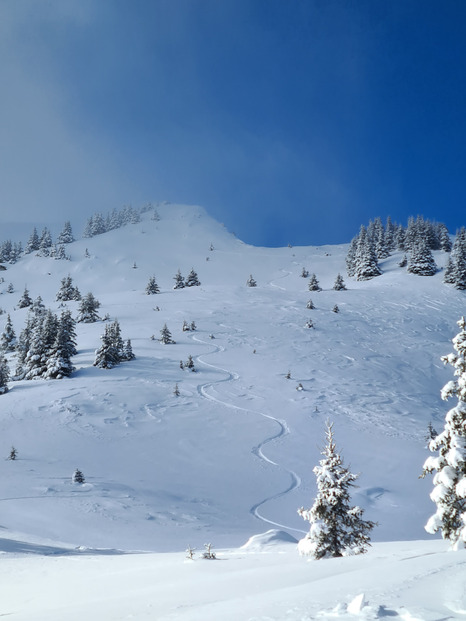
[[1, 0, 465, 247]]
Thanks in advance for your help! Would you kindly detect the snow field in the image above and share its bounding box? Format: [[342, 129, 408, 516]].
[[0, 205, 465, 618]]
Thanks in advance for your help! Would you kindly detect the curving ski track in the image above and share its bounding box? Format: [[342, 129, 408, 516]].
[[191, 333, 305, 535]]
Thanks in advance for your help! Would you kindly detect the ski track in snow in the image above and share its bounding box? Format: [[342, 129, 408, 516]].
[[191, 329, 306, 536]]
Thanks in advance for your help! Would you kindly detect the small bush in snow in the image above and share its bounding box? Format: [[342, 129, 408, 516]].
[[185, 546, 195, 560], [202, 543, 216, 559]]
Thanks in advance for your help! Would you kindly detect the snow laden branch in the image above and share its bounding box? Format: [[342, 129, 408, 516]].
[[421, 316, 466, 549]]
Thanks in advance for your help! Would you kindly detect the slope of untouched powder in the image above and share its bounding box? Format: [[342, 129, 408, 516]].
[[0, 536, 465, 620]]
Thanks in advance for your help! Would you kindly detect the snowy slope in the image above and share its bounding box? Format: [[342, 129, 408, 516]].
[[0, 204, 465, 619]]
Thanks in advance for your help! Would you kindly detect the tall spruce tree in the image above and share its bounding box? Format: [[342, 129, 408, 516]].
[[445, 228, 466, 289], [0, 314, 16, 352], [298, 421, 375, 559], [354, 226, 381, 281], [25, 227, 40, 254], [0, 357, 9, 394], [57, 221, 74, 244], [94, 323, 120, 369], [44, 310, 76, 379], [421, 317, 466, 548], [407, 240, 437, 276], [39, 227, 53, 254]]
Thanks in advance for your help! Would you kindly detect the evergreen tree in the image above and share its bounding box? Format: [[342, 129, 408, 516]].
[[374, 217, 389, 259], [246, 275, 257, 287], [15, 316, 34, 371], [332, 304, 339, 313], [57, 221, 74, 244], [395, 224, 406, 251], [185, 268, 201, 287], [0, 356, 9, 394], [39, 227, 53, 254], [31, 295, 46, 318], [57, 309, 77, 357], [160, 323, 175, 344], [333, 273, 347, 291], [301, 267, 309, 278], [24, 309, 58, 380], [345, 237, 358, 277], [72, 468, 85, 484], [445, 229, 466, 289], [298, 421, 375, 559], [77, 292, 101, 323], [438, 224, 452, 253], [308, 274, 321, 291], [17, 286, 33, 309], [122, 339, 135, 361], [407, 240, 437, 276], [0, 314, 16, 352], [56, 275, 81, 302], [8, 446, 17, 460], [12, 241, 22, 262], [93, 323, 120, 369], [145, 276, 160, 295], [23, 315, 47, 379], [25, 227, 40, 254], [306, 300, 315, 310], [173, 269, 185, 289], [354, 226, 381, 281], [185, 354, 195, 370], [0, 239, 12, 263], [173, 383, 180, 396], [421, 317, 466, 548], [385, 216, 396, 251], [108, 319, 125, 360], [52, 244, 69, 260], [44, 310, 77, 379]]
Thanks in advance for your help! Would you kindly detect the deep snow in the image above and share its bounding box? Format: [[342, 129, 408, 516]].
[[0, 204, 465, 618]]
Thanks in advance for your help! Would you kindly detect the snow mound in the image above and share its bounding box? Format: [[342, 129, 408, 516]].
[[240, 529, 298, 550]]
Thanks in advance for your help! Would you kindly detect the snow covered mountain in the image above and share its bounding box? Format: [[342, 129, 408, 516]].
[[1, 204, 465, 619]]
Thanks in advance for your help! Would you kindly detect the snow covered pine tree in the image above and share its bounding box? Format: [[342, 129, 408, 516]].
[[298, 421, 375, 559], [421, 316, 466, 548], [77, 292, 101, 323]]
